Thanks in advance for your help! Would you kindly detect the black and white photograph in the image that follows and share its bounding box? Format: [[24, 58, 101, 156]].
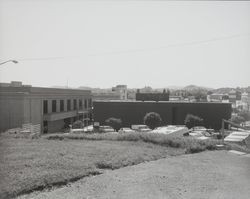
[[0, 0, 250, 198]]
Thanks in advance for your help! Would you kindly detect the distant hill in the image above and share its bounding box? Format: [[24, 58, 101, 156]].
[[211, 87, 250, 94], [164, 85, 184, 90], [183, 85, 213, 91]]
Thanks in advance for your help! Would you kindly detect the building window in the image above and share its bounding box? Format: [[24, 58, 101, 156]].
[[60, 100, 64, 112], [84, 113, 88, 119], [67, 99, 71, 111], [73, 99, 77, 110], [84, 99, 87, 109], [52, 100, 57, 113], [79, 99, 82, 109], [88, 99, 92, 108], [43, 100, 48, 114]]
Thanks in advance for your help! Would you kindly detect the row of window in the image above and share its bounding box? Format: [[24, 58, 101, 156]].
[[43, 98, 92, 114]]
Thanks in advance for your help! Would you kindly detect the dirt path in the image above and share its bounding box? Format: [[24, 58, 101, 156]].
[[19, 151, 250, 199]]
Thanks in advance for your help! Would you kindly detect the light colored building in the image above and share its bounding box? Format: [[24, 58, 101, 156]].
[[241, 92, 250, 110], [228, 90, 242, 109], [92, 92, 121, 101], [169, 96, 183, 101], [0, 81, 92, 133], [112, 85, 128, 100], [207, 93, 229, 103]]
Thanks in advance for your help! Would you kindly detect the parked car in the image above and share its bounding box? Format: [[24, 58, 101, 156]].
[[188, 126, 213, 139], [131, 124, 151, 132], [193, 126, 214, 133], [118, 127, 134, 133], [99, 126, 115, 133], [83, 125, 93, 132], [193, 126, 207, 131], [189, 131, 210, 140]]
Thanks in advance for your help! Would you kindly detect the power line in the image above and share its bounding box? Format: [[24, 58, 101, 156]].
[[17, 56, 69, 61], [6, 32, 250, 61], [89, 33, 250, 56]]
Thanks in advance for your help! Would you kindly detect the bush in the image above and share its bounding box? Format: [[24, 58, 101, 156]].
[[143, 112, 162, 130], [105, 118, 122, 131], [184, 114, 204, 129], [238, 110, 250, 122], [46, 132, 220, 154], [72, 120, 84, 129], [229, 115, 245, 125]]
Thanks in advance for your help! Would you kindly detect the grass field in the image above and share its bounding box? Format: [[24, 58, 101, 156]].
[[0, 134, 185, 199], [46, 131, 220, 153]]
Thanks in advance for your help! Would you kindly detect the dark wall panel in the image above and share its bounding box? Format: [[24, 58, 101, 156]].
[[93, 101, 231, 130]]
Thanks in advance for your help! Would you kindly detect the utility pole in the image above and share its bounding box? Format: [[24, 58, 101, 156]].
[[221, 119, 225, 144]]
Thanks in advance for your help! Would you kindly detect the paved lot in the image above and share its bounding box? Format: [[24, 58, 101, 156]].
[[20, 151, 250, 199]]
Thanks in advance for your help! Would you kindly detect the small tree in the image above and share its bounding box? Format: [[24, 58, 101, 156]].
[[238, 110, 250, 122], [143, 112, 162, 130], [72, 120, 84, 129], [105, 117, 122, 131], [229, 115, 245, 125], [184, 114, 204, 129]]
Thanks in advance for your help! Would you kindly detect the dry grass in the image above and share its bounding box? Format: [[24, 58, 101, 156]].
[[0, 134, 184, 198], [46, 132, 220, 153], [224, 142, 250, 153]]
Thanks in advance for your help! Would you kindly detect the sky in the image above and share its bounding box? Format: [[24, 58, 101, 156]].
[[0, 0, 250, 89]]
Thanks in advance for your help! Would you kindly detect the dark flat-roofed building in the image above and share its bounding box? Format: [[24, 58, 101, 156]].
[[93, 101, 232, 130], [136, 93, 169, 102], [0, 82, 92, 133]]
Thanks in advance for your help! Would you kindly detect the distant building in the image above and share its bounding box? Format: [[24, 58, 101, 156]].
[[92, 92, 121, 101], [207, 93, 229, 103], [92, 85, 128, 101], [112, 85, 128, 100], [127, 89, 136, 100], [136, 89, 170, 102], [0, 81, 92, 133], [136, 92, 169, 102], [241, 92, 250, 110], [229, 90, 241, 102], [93, 101, 232, 130], [169, 96, 183, 101], [188, 96, 196, 102]]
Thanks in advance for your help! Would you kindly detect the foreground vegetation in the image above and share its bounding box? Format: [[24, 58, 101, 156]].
[[0, 133, 184, 198], [46, 132, 220, 153]]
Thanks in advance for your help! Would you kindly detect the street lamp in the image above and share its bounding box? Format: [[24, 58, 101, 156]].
[[0, 60, 18, 66]]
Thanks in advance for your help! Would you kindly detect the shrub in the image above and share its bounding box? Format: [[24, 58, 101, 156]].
[[105, 118, 122, 131], [46, 132, 219, 154], [143, 112, 162, 129], [184, 114, 203, 129], [229, 115, 245, 125], [238, 110, 250, 122], [72, 120, 84, 129]]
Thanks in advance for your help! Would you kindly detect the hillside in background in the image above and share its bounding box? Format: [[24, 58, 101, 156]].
[[183, 85, 213, 92], [51, 84, 250, 95]]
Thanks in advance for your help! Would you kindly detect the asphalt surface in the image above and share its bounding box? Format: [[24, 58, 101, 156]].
[[19, 151, 250, 199]]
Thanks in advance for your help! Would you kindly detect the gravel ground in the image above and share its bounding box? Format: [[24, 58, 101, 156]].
[[19, 151, 250, 199]]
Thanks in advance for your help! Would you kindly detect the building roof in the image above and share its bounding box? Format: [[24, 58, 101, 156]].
[[0, 82, 91, 96], [93, 100, 231, 105]]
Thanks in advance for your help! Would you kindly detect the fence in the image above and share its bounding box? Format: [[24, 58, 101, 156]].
[[21, 123, 41, 134]]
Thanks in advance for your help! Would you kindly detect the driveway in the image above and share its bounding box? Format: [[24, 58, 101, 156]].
[[19, 151, 250, 199]]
